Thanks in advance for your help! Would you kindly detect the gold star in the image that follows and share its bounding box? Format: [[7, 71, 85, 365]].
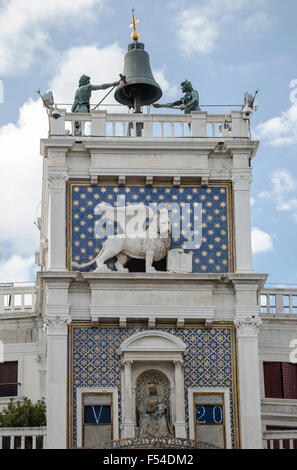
[[87, 187, 93, 193], [216, 265, 221, 271], [201, 265, 207, 271], [80, 194, 86, 199], [74, 213, 79, 219], [216, 251, 221, 257], [73, 200, 79, 206], [94, 194, 99, 199], [101, 187, 107, 193], [200, 195, 206, 200], [74, 226, 79, 232], [74, 187, 79, 192]]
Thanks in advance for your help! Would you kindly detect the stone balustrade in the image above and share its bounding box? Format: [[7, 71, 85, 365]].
[[49, 110, 249, 139], [0, 284, 36, 315], [263, 430, 297, 449], [0, 427, 47, 449], [260, 288, 297, 315]]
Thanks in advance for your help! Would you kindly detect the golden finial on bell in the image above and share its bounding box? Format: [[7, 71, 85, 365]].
[[129, 7, 140, 42]]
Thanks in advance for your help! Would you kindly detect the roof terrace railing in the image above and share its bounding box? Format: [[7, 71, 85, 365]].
[[49, 110, 249, 139]]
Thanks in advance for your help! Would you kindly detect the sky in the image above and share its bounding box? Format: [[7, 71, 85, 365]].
[[0, 0, 296, 286]]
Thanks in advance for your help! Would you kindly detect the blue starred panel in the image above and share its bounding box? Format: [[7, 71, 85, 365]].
[[69, 326, 238, 448], [67, 183, 234, 273]]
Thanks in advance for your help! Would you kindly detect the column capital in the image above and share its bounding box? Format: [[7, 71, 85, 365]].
[[173, 359, 184, 366], [234, 316, 262, 339], [48, 168, 69, 189], [121, 358, 133, 367], [44, 314, 71, 336]]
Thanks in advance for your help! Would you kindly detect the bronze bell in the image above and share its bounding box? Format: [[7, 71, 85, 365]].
[[114, 42, 162, 111]]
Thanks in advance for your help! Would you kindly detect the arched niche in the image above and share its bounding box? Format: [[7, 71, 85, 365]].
[[119, 330, 187, 439]]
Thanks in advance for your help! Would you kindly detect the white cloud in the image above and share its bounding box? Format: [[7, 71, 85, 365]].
[[174, 0, 270, 56], [255, 103, 297, 146], [242, 12, 271, 36], [0, 98, 47, 256], [0, 0, 106, 75], [153, 69, 179, 100], [259, 169, 297, 221], [50, 44, 125, 110], [251, 227, 273, 254], [0, 255, 37, 283]]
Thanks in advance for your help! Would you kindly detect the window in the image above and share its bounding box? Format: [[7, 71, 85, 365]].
[[264, 362, 297, 399], [0, 361, 18, 397]]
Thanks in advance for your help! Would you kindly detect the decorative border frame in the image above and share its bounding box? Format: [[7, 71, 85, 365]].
[[76, 388, 118, 448], [66, 180, 234, 273], [67, 322, 240, 448], [188, 387, 232, 449]]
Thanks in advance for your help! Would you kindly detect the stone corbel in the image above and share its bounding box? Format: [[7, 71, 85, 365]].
[[204, 319, 214, 329], [176, 317, 184, 328], [148, 316, 156, 328], [118, 175, 126, 186], [145, 176, 153, 186], [90, 175, 98, 186], [119, 317, 127, 328], [201, 176, 209, 187], [173, 176, 181, 187]]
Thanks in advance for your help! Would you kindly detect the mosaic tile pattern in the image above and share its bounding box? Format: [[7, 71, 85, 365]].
[[69, 326, 238, 447], [68, 183, 233, 273]]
